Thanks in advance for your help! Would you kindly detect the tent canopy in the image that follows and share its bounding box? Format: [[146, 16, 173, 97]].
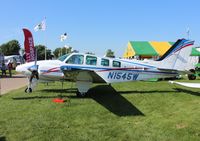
[[191, 48, 200, 56], [129, 41, 158, 56], [149, 41, 174, 56]]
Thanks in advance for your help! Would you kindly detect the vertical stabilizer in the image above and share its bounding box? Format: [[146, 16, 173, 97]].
[[158, 39, 194, 70]]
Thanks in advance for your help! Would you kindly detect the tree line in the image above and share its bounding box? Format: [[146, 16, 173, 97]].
[[0, 40, 115, 60]]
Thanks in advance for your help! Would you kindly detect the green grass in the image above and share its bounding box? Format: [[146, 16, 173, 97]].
[[0, 79, 200, 141]]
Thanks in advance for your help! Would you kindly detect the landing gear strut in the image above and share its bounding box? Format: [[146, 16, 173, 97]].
[[76, 91, 87, 97], [188, 69, 196, 80], [75, 72, 92, 97]]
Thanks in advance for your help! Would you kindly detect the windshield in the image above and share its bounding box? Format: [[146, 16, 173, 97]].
[[58, 54, 69, 62]]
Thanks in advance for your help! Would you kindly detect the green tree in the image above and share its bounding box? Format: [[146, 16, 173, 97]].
[[0, 40, 21, 55], [53, 48, 61, 58], [65, 46, 72, 54], [35, 45, 52, 60], [61, 47, 67, 56], [53, 46, 73, 58], [106, 49, 115, 58]]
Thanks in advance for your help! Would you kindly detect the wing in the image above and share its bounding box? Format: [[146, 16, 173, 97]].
[[61, 67, 107, 83]]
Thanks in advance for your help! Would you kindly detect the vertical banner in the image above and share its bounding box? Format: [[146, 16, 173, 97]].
[[22, 28, 35, 62]]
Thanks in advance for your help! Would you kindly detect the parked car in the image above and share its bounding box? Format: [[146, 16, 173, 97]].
[[5, 55, 25, 65], [4, 56, 18, 69]]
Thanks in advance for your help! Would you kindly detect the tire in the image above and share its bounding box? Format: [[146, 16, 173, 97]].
[[25, 87, 32, 93], [188, 74, 196, 80], [188, 69, 196, 80], [76, 91, 87, 97]]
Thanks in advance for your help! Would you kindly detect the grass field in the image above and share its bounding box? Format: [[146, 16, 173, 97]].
[[0, 70, 17, 77], [0, 79, 200, 141]]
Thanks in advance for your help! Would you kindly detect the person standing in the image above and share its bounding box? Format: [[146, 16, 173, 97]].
[[1, 63, 7, 77], [8, 61, 12, 77]]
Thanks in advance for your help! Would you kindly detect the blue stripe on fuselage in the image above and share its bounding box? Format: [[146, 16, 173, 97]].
[[60, 65, 177, 75]]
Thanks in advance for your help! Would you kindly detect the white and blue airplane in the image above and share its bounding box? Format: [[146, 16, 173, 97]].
[[16, 38, 194, 96]]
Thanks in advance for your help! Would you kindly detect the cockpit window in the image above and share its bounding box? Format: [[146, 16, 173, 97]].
[[86, 56, 97, 65], [65, 55, 84, 64], [113, 61, 121, 67], [101, 58, 109, 66], [58, 54, 69, 62]]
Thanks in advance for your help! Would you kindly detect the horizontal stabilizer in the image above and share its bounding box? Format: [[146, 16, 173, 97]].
[[169, 81, 200, 88]]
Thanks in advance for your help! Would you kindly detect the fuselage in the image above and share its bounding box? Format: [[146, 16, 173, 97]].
[[60, 53, 178, 83]]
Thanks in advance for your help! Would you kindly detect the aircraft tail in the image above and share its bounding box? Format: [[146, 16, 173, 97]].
[[157, 39, 194, 71]]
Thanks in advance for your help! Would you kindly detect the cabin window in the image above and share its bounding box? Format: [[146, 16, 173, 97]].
[[101, 58, 109, 66], [65, 55, 84, 64], [113, 61, 121, 67], [58, 54, 69, 62], [86, 56, 97, 65]]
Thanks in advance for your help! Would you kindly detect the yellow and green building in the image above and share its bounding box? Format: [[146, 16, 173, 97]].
[[123, 41, 200, 60], [123, 41, 174, 59]]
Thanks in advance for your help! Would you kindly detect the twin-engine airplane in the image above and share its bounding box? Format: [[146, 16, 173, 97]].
[[16, 39, 194, 97]]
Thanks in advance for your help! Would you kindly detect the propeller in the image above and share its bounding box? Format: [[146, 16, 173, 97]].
[[28, 65, 39, 81]]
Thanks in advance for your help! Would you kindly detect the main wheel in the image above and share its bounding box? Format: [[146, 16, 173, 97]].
[[188, 74, 196, 80], [25, 87, 32, 93], [188, 69, 196, 80], [76, 91, 87, 97]]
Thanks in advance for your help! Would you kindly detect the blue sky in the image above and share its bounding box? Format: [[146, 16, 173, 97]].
[[0, 0, 199, 57]]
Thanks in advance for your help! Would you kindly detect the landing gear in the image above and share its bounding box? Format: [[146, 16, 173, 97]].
[[25, 87, 32, 93], [76, 91, 87, 97], [188, 74, 196, 80], [75, 72, 93, 97], [25, 77, 38, 93], [188, 69, 196, 80]]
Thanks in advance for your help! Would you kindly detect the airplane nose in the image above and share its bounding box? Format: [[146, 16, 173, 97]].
[[16, 65, 23, 73], [16, 64, 29, 75]]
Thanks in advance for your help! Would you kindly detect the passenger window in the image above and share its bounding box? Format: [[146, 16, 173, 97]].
[[86, 56, 97, 65], [101, 58, 109, 66], [113, 61, 121, 67], [66, 55, 84, 64]]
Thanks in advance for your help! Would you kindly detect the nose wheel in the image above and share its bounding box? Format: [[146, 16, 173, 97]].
[[76, 91, 87, 97], [25, 87, 32, 93]]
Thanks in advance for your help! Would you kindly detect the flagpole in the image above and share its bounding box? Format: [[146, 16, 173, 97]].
[[187, 31, 189, 40], [186, 27, 190, 40], [43, 31, 46, 60], [44, 17, 47, 60], [60, 33, 67, 56], [45, 43, 46, 60], [34, 17, 47, 60]]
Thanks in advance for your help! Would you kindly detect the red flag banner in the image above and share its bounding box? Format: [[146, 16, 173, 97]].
[[22, 28, 35, 62]]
